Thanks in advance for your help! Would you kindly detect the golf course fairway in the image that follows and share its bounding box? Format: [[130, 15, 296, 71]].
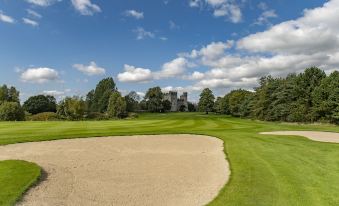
[[0, 113, 339, 206]]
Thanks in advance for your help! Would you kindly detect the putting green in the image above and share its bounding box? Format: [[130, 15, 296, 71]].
[[0, 113, 339, 206]]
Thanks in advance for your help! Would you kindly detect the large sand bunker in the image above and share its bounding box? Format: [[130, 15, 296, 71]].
[[261, 131, 339, 143], [0, 134, 229, 206]]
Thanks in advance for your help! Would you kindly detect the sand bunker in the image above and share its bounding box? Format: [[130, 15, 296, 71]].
[[0, 134, 229, 206], [261, 131, 339, 143]]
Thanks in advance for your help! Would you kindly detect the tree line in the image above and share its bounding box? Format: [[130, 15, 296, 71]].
[[0, 78, 196, 121], [0, 67, 337, 123], [199, 67, 339, 124]]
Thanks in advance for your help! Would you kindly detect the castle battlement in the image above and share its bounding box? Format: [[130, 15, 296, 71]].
[[164, 91, 188, 112]]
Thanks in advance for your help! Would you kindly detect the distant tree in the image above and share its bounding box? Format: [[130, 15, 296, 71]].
[[144, 87, 164, 112], [187, 102, 196, 112], [0, 85, 20, 104], [293, 67, 326, 121], [179, 105, 186, 112], [0, 102, 25, 121], [107, 92, 127, 118], [198, 88, 215, 114], [87, 78, 117, 113], [138, 100, 148, 111], [125, 91, 140, 112], [214, 97, 224, 114], [86, 90, 95, 112], [23, 95, 57, 114], [312, 71, 339, 123], [225, 89, 253, 117], [57, 97, 86, 120], [162, 100, 172, 112]]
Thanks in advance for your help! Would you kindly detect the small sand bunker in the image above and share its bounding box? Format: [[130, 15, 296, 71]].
[[261, 131, 339, 143], [0, 135, 229, 206]]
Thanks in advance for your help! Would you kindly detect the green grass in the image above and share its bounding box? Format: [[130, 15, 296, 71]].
[[0, 113, 339, 205], [0, 160, 41, 206]]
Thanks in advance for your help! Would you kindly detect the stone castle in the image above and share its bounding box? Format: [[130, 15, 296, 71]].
[[164, 91, 188, 112]]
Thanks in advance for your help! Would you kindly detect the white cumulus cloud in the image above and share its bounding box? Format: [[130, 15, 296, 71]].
[[20, 68, 59, 84], [0, 11, 15, 24], [71, 0, 101, 15], [73, 61, 106, 76], [133, 27, 155, 40], [117, 64, 153, 83], [23, 18, 39, 27], [189, 0, 242, 23], [124, 10, 144, 19], [25, 0, 60, 6]]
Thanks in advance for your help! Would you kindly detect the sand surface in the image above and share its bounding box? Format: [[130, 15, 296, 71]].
[[0, 134, 229, 206], [261, 131, 339, 143]]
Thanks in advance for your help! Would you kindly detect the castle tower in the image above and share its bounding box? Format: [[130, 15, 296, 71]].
[[170, 91, 178, 112]]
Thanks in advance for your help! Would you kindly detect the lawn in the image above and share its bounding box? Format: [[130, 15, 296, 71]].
[[0, 160, 41, 206], [0, 113, 339, 206]]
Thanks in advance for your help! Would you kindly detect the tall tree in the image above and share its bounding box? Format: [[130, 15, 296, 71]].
[[225, 89, 253, 117], [0, 85, 20, 104], [107, 92, 127, 118], [312, 71, 339, 123], [57, 97, 86, 120], [0, 102, 25, 121], [144, 87, 164, 112], [87, 78, 117, 113], [125, 91, 140, 112], [198, 88, 215, 114], [23, 95, 57, 114]]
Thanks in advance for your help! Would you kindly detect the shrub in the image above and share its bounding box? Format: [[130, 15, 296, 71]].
[[27, 112, 59, 121], [86, 112, 109, 120], [0, 102, 25, 121]]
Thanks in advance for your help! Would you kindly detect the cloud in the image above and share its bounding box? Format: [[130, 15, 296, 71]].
[[25, 0, 60, 6], [0, 11, 15, 24], [71, 0, 101, 15], [257, 2, 268, 10], [133, 27, 155, 40], [169, 20, 179, 30], [173, 0, 339, 92], [124, 10, 144, 19], [20, 68, 59, 83], [23, 18, 39, 27], [237, 0, 339, 54], [42, 90, 65, 96], [27, 9, 42, 19], [73, 61, 106, 76], [117, 64, 153, 83], [189, 0, 242, 23], [156, 57, 192, 78], [254, 10, 277, 25], [253, 3, 277, 26]]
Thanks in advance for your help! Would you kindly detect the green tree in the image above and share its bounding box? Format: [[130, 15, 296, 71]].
[[214, 97, 224, 114], [87, 78, 117, 113], [187, 102, 196, 112], [0, 102, 25, 121], [162, 100, 172, 112], [0, 85, 20, 104], [144, 87, 164, 112], [293, 67, 326, 121], [23, 95, 57, 114], [125, 91, 140, 112], [57, 97, 86, 120], [198, 88, 215, 114], [107, 92, 127, 118], [179, 105, 186, 112], [225, 89, 253, 117], [312, 71, 339, 123]]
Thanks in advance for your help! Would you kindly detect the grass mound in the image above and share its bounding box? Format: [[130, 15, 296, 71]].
[[0, 160, 41, 206]]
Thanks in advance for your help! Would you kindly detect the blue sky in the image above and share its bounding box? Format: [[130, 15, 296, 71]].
[[0, 0, 336, 102]]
